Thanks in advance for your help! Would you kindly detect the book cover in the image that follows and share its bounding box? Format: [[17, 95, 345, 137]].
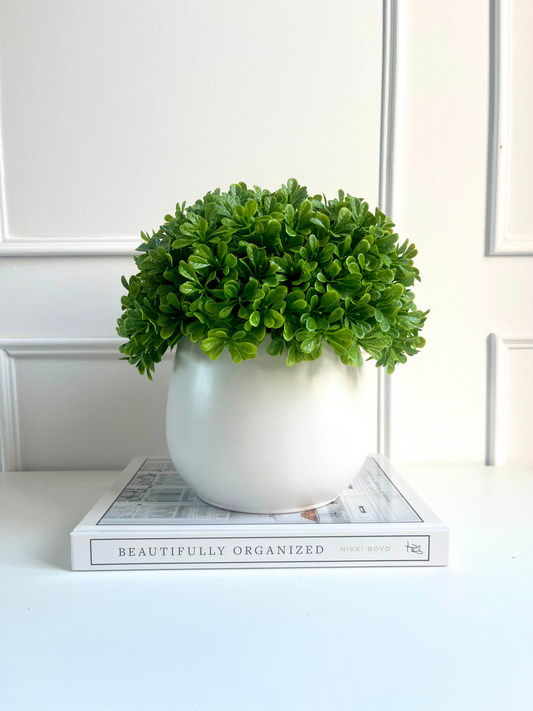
[[71, 455, 449, 570]]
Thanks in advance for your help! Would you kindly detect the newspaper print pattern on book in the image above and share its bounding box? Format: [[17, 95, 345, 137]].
[[98, 458, 423, 526]]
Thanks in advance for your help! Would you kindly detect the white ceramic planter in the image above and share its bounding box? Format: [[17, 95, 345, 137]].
[[166, 339, 370, 514]]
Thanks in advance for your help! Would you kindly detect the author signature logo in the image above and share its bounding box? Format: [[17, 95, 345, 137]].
[[405, 541, 424, 555]]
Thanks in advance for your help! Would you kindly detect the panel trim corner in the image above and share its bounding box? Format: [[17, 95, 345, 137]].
[[487, 333, 533, 465]]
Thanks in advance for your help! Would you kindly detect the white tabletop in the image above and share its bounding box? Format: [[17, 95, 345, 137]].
[[1, 465, 532, 711]]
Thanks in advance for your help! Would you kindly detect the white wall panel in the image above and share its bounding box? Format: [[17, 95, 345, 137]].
[[488, 0, 533, 254], [0, 257, 137, 337], [0, 340, 173, 471], [505, 0, 533, 242], [0, 0, 382, 255], [390, 0, 533, 465], [506, 344, 533, 468]]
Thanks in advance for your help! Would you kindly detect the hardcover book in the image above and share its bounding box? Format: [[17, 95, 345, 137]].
[[71, 455, 449, 570]]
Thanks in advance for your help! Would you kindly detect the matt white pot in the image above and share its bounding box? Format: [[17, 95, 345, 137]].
[[166, 339, 370, 514]]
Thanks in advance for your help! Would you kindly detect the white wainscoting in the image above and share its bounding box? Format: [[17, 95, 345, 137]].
[[0, 339, 173, 471], [487, 333, 533, 467], [388, 0, 533, 466], [1, 1, 532, 472], [487, 0, 533, 255]]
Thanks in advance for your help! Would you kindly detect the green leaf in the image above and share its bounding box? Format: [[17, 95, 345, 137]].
[[320, 290, 340, 310], [189, 255, 210, 270], [301, 335, 319, 353], [328, 307, 344, 322], [212, 332, 231, 343], [246, 244, 260, 266], [228, 342, 242, 364], [325, 327, 353, 355], [201, 338, 224, 352], [337, 274, 361, 293], [268, 219, 281, 236], [283, 320, 294, 341], [207, 342, 225, 360], [179, 261, 197, 281], [160, 325, 176, 339], [166, 292, 180, 307], [223, 281, 239, 300], [218, 305, 233, 319], [235, 341, 257, 358], [172, 237, 197, 249], [243, 278, 260, 301], [179, 282, 200, 295], [249, 310, 261, 328], [245, 199, 258, 217], [267, 338, 284, 356], [268, 310, 284, 328]]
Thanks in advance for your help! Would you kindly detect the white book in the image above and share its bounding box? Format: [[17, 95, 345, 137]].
[[71, 455, 449, 570]]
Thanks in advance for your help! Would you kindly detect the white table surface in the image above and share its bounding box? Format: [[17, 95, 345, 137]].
[[1, 465, 532, 711]]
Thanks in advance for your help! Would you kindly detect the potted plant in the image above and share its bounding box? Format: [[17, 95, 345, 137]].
[[117, 179, 427, 513]]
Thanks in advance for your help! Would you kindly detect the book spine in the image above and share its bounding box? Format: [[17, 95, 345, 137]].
[[71, 530, 449, 570]]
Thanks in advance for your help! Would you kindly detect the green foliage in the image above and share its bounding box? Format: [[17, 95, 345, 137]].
[[117, 180, 428, 378]]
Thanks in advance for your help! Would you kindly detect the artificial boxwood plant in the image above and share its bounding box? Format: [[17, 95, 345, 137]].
[[117, 179, 427, 378]]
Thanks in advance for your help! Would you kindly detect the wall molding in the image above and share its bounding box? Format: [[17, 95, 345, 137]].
[[0, 236, 141, 257], [0, 338, 173, 471], [486, 0, 533, 256], [0, 92, 139, 257], [487, 333, 533, 465], [0, 101, 9, 250], [0, 346, 21, 472], [376, 0, 397, 458]]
